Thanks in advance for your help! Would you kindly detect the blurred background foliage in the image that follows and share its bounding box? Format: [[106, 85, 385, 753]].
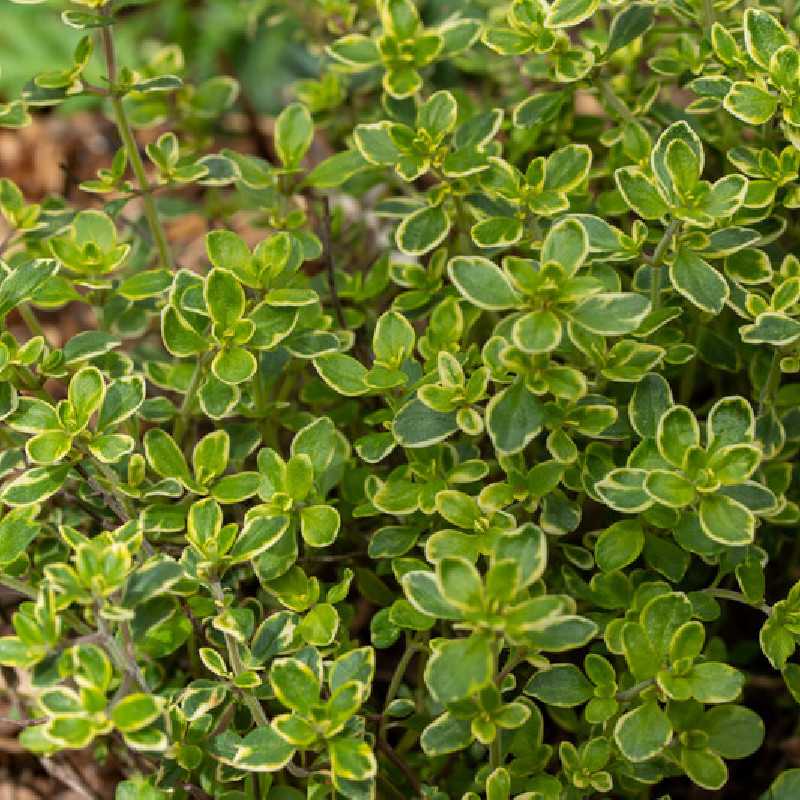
[[0, 0, 490, 114]]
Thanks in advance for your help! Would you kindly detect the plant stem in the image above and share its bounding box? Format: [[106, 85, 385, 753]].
[[615, 678, 655, 702], [319, 197, 346, 329], [704, 588, 772, 616], [96, 609, 149, 693], [489, 638, 503, 770], [17, 303, 48, 342], [173, 352, 210, 446], [77, 460, 132, 523], [702, 0, 715, 35], [495, 646, 528, 686], [379, 633, 422, 744], [758, 349, 781, 416], [99, 12, 173, 272], [210, 581, 269, 727], [0, 575, 36, 598], [599, 80, 637, 124], [650, 219, 680, 311]]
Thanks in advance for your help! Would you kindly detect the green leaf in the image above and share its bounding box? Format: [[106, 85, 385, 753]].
[[212, 347, 257, 385], [97, 376, 145, 431], [206, 230, 254, 284], [568, 292, 651, 335], [313, 353, 369, 396], [229, 516, 288, 562], [231, 725, 296, 772], [437, 556, 483, 611], [486, 379, 545, 455], [1, 465, 70, 506], [525, 614, 597, 651], [275, 103, 313, 169], [205, 268, 245, 328], [161, 306, 208, 357], [596, 468, 653, 512], [670, 247, 729, 314], [645, 470, 696, 508], [471, 217, 523, 248], [298, 603, 339, 646], [380, 0, 420, 39], [402, 570, 461, 619], [707, 396, 754, 449], [606, 2, 654, 55], [688, 662, 744, 703], [396, 205, 451, 256], [121, 558, 184, 607], [595, 520, 644, 572], [704, 175, 748, 219], [421, 711, 473, 756], [26, 431, 72, 464], [111, 693, 164, 733], [330, 647, 375, 693], [270, 657, 320, 715], [724, 82, 778, 125], [513, 91, 567, 127], [0, 259, 58, 320], [744, 8, 790, 68], [305, 149, 369, 188], [629, 372, 673, 439], [353, 122, 402, 165], [144, 429, 192, 484], [448, 256, 521, 310], [0, 509, 39, 564], [393, 398, 458, 448], [328, 736, 377, 781], [657, 405, 699, 468], [615, 167, 669, 219], [425, 633, 494, 705], [326, 34, 381, 67], [741, 312, 800, 346], [300, 505, 340, 547], [116, 777, 169, 800], [708, 443, 761, 484], [513, 310, 562, 353], [760, 612, 796, 670], [525, 664, 593, 707], [542, 216, 588, 274], [417, 90, 458, 138], [704, 705, 764, 759], [192, 430, 229, 484], [614, 701, 672, 762], [545, 0, 600, 29], [68, 367, 105, 430], [682, 748, 727, 791], [699, 494, 755, 545]]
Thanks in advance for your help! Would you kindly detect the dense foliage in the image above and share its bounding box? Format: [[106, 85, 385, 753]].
[[3, 0, 800, 797]]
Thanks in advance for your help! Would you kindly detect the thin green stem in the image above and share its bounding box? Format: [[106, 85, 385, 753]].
[[77, 458, 135, 526], [615, 677, 655, 703], [704, 588, 772, 616], [17, 303, 48, 342], [379, 633, 423, 743], [495, 646, 528, 686], [210, 581, 269, 727], [599, 80, 637, 124], [489, 637, 503, 770], [758, 349, 781, 416], [0, 575, 36, 598], [702, 0, 715, 35], [100, 13, 173, 271], [650, 219, 680, 311], [173, 352, 210, 446]]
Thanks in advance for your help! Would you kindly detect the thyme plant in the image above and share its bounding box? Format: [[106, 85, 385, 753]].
[[1, 0, 800, 798]]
